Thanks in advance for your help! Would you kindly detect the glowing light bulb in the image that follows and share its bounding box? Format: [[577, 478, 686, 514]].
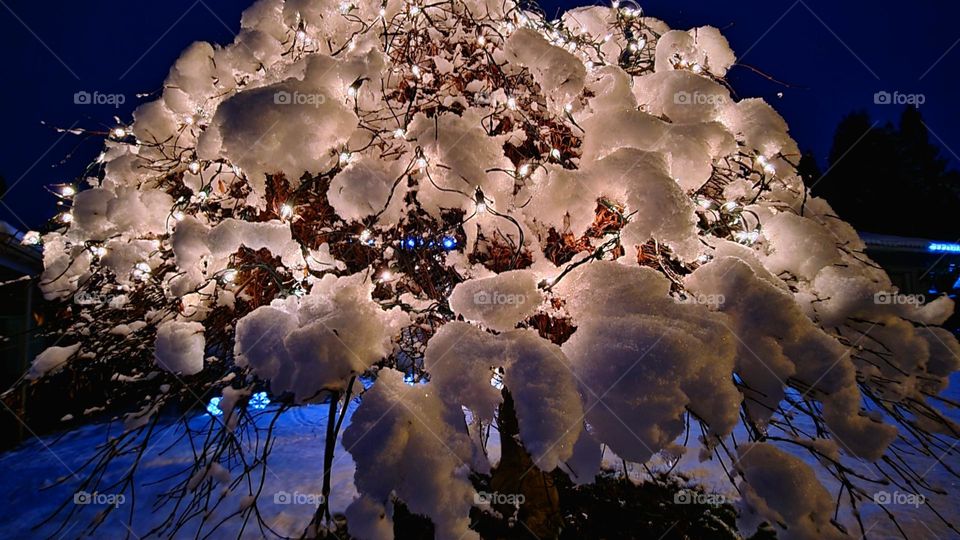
[[61, 213, 73, 223], [518, 164, 531, 177], [416, 157, 428, 170], [409, 4, 420, 15], [135, 262, 151, 274], [91, 246, 107, 257], [564, 102, 573, 113], [188, 161, 201, 174], [61, 185, 76, 197], [507, 96, 517, 110], [475, 201, 487, 214], [411, 65, 422, 78], [112, 127, 127, 139], [691, 63, 703, 74], [339, 151, 352, 165], [339, 1, 352, 13], [550, 148, 562, 160], [381, 270, 393, 281], [393, 128, 406, 139], [477, 35, 486, 46], [280, 203, 294, 219], [172, 210, 185, 221], [222, 269, 238, 283], [360, 229, 373, 245], [378, 7, 386, 17], [347, 85, 358, 97]]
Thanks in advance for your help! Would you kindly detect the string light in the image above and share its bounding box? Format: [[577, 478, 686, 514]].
[[393, 128, 406, 139], [111, 127, 127, 139], [339, 151, 353, 165], [222, 269, 238, 283], [280, 203, 295, 220], [60, 185, 76, 197], [518, 164, 531, 177], [61, 213, 73, 223], [188, 161, 201, 174]]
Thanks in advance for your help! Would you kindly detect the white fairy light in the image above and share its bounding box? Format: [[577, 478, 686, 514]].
[[564, 102, 573, 113], [60, 185, 76, 197], [61, 213, 73, 223], [280, 203, 295, 220], [188, 161, 201, 174], [550, 148, 562, 160], [393, 128, 406, 139], [380, 269, 394, 281], [112, 127, 127, 139], [506, 96, 517, 110], [360, 229, 373, 244], [475, 201, 487, 214], [222, 269, 238, 283], [416, 157, 428, 170], [338, 1, 352, 14], [339, 151, 353, 165], [409, 4, 420, 15], [518, 164, 531, 177], [477, 35, 486, 46], [411, 65, 422, 78], [172, 210, 185, 221], [90, 246, 107, 257]]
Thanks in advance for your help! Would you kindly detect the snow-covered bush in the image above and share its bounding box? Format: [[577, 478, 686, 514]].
[[13, 0, 959, 538]]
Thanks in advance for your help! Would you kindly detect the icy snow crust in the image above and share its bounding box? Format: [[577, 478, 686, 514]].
[[28, 0, 960, 538]]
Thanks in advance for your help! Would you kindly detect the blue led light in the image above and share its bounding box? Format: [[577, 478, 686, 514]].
[[206, 396, 223, 416], [405, 237, 417, 249], [250, 391, 271, 410], [441, 236, 457, 250], [928, 242, 960, 253]]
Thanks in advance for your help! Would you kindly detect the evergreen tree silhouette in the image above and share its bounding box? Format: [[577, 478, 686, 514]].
[[813, 107, 960, 239]]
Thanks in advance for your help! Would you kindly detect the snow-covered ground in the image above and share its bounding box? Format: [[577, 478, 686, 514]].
[[1, 372, 956, 539]]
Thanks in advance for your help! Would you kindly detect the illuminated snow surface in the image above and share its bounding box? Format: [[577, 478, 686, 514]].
[[1, 374, 957, 538]]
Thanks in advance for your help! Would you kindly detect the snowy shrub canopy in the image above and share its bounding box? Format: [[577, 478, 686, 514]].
[[19, 0, 960, 538]]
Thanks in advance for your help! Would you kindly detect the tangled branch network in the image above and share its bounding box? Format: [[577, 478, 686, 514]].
[[10, 0, 960, 538]]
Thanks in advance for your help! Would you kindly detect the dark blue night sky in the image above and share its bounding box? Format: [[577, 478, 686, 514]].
[[2, 0, 958, 230]]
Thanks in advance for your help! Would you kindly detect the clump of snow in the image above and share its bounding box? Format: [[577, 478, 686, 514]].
[[27, 343, 82, 379], [448, 270, 543, 332], [343, 370, 479, 540], [234, 273, 408, 401], [154, 320, 205, 375], [736, 443, 844, 540]]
